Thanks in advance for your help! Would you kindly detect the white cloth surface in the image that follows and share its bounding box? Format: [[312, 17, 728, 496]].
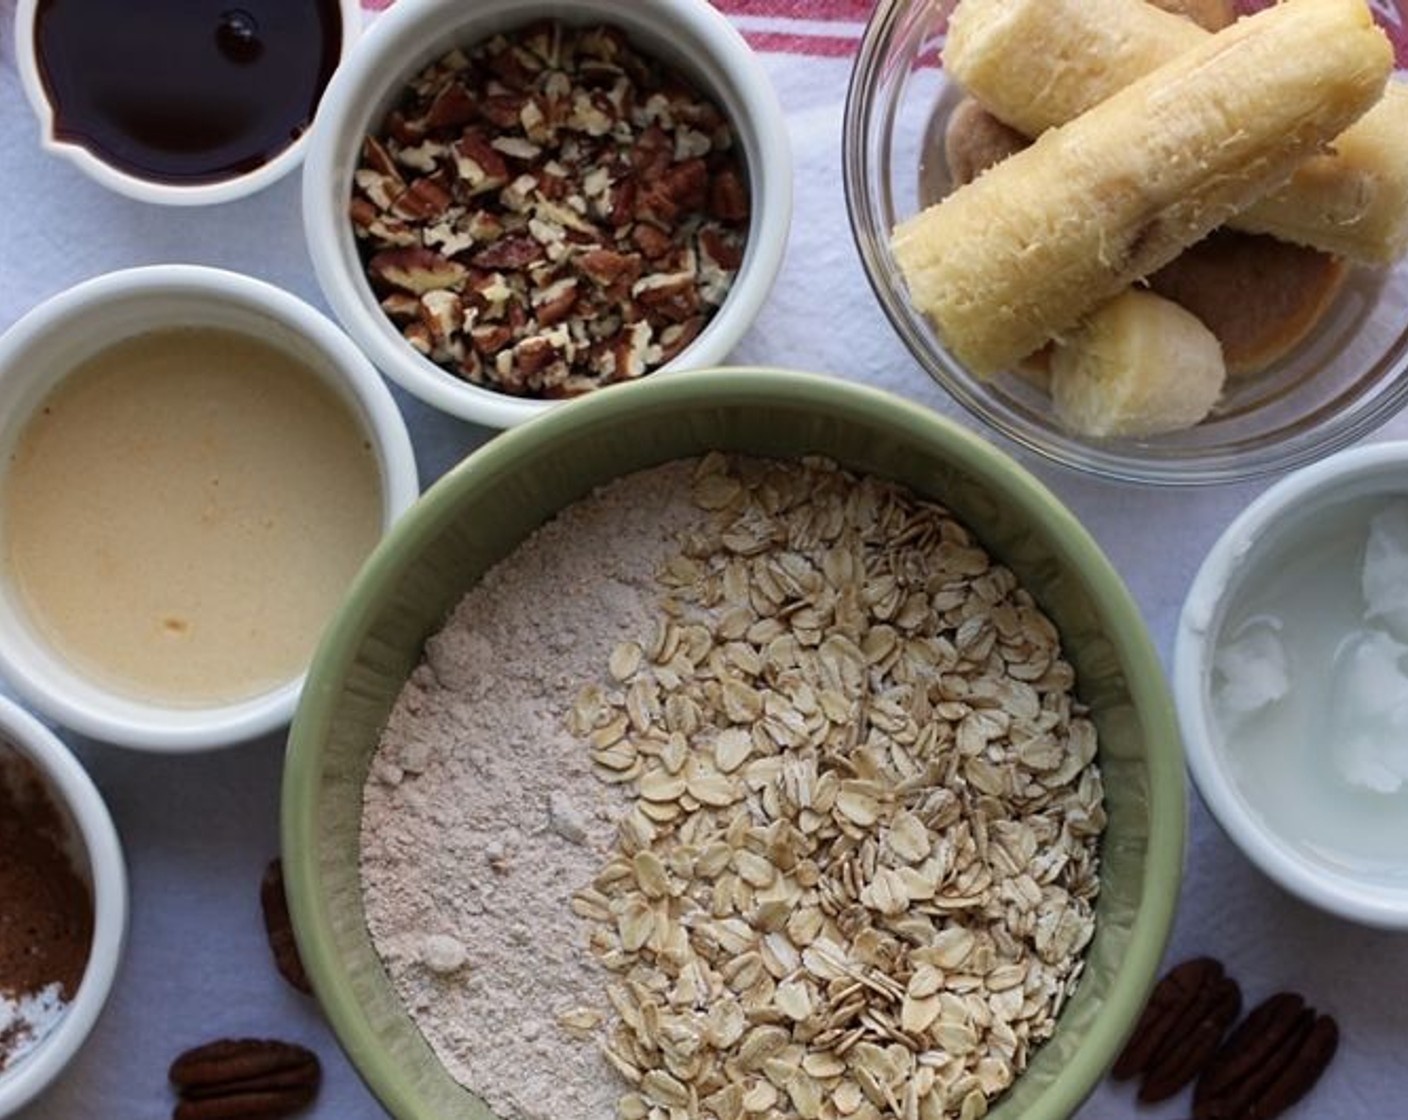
[[4, 8, 1408, 1119]]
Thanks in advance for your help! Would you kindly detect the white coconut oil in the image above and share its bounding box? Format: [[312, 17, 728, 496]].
[[1211, 496, 1408, 877]]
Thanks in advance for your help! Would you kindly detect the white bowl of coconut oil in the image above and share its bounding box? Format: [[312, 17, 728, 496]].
[[1176, 442, 1408, 928]]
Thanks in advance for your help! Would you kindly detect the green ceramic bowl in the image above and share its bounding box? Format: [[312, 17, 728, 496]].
[[282, 368, 1185, 1120]]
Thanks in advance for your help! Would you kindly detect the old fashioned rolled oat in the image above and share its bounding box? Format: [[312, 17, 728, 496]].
[[568, 455, 1105, 1120]]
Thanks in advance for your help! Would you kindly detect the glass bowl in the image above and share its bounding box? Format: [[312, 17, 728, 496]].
[[843, 0, 1408, 485]]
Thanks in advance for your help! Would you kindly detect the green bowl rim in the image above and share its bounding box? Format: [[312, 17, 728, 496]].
[[282, 366, 1186, 1120]]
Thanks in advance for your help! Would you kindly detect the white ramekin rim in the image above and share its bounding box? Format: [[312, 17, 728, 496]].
[[11, 0, 363, 207], [1174, 440, 1408, 928], [0, 264, 420, 751], [302, 0, 792, 429], [0, 695, 127, 1117]]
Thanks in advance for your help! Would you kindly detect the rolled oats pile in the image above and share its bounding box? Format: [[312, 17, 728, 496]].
[[361, 455, 1105, 1120], [351, 21, 750, 398], [564, 456, 1105, 1120]]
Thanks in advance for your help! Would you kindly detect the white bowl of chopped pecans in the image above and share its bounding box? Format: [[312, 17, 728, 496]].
[[301, 0, 791, 429]]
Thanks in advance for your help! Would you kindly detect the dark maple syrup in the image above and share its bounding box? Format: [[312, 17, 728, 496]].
[[33, 0, 343, 185]]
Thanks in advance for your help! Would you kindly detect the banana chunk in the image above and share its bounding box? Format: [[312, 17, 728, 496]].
[[1051, 290, 1227, 438], [945, 0, 1408, 264], [940, 100, 1349, 383], [893, 0, 1391, 375]]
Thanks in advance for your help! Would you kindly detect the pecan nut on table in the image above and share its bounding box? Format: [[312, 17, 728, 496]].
[[260, 858, 313, 996], [1112, 956, 1339, 1120], [168, 1038, 321, 1120]]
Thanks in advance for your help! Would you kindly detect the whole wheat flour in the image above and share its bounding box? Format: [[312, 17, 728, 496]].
[[360, 461, 703, 1120]]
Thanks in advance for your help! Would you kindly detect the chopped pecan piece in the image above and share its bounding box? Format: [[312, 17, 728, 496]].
[[638, 158, 708, 223], [391, 177, 453, 221], [472, 235, 546, 270], [533, 277, 580, 326], [699, 226, 744, 271], [634, 271, 701, 322], [425, 82, 477, 130], [632, 222, 673, 260], [470, 322, 514, 356], [452, 132, 510, 193], [360, 135, 401, 180], [480, 93, 527, 130], [710, 167, 750, 224], [420, 290, 466, 345], [367, 247, 468, 295]]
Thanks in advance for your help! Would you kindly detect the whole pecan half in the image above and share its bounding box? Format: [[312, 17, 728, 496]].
[[1112, 957, 1229, 1082], [1139, 969, 1242, 1103], [1193, 994, 1339, 1120], [169, 1038, 320, 1120], [260, 859, 312, 995], [1194, 992, 1307, 1107]]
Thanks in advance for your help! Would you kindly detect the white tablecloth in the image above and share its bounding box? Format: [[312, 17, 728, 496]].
[[5, 2, 1408, 1117]]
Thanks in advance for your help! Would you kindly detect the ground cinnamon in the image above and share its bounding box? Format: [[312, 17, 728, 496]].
[[0, 744, 93, 1070]]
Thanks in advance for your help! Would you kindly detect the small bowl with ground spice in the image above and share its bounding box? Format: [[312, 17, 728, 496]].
[[282, 369, 1185, 1120], [301, 0, 791, 428], [0, 265, 420, 751], [0, 695, 126, 1117]]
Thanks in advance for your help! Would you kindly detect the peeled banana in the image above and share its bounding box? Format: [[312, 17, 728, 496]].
[[892, 0, 1391, 376], [944, 0, 1203, 137], [944, 0, 1408, 264], [1051, 290, 1227, 438]]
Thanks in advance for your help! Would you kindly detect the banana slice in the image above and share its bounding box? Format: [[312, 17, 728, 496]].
[[1051, 289, 1226, 438], [1147, 229, 1347, 377], [1149, 0, 1234, 31], [942, 97, 1028, 188]]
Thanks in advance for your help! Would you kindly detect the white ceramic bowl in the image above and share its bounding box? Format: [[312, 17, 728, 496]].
[[0, 695, 126, 1118], [1175, 441, 1408, 927], [302, 0, 792, 429], [0, 265, 420, 751], [12, 0, 361, 206]]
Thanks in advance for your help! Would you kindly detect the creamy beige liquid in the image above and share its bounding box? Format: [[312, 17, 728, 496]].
[[2, 327, 384, 706]]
